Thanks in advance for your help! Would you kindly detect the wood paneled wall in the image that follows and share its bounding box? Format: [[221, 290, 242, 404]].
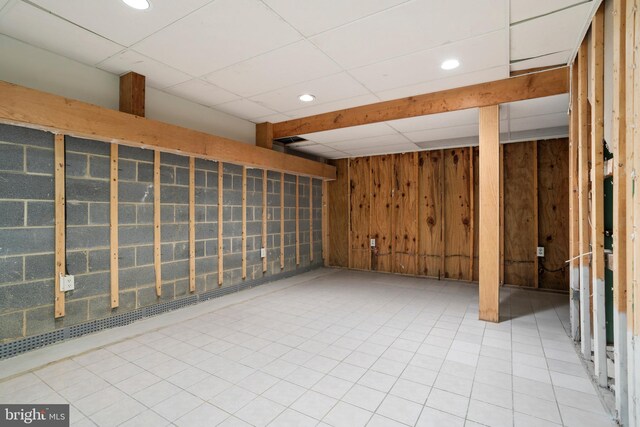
[[326, 139, 570, 290]]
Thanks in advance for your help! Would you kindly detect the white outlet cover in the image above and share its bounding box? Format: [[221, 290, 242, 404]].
[[370, 239, 376, 247], [537, 247, 545, 257], [60, 274, 75, 292], [260, 247, 266, 258]]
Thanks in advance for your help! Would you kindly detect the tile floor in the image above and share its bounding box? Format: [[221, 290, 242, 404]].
[[0, 269, 615, 426]]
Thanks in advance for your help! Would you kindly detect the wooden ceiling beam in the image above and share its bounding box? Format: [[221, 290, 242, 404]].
[[272, 67, 569, 139], [0, 80, 335, 180], [119, 71, 146, 117]]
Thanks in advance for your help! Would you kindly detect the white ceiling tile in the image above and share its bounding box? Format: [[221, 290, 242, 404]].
[[205, 40, 341, 97], [133, 0, 302, 76], [508, 112, 568, 132], [301, 122, 397, 143], [97, 49, 191, 89], [510, 2, 592, 61], [292, 144, 348, 158], [29, 0, 212, 46], [506, 94, 569, 119], [164, 79, 240, 107], [403, 123, 479, 143], [311, 0, 505, 69], [250, 72, 370, 112], [510, 50, 571, 71], [262, 0, 409, 36], [510, 0, 590, 23], [285, 94, 379, 118], [375, 66, 508, 101], [345, 143, 419, 157], [253, 113, 292, 123], [0, 1, 123, 65], [286, 140, 317, 148], [323, 133, 409, 149], [0, 0, 9, 12], [388, 109, 479, 133], [213, 99, 277, 121], [416, 136, 480, 150], [350, 30, 508, 93]]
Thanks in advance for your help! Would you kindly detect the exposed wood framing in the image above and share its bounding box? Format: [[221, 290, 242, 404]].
[[418, 151, 442, 277], [54, 134, 65, 318], [242, 167, 247, 279], [119, 71, 145, 117], [218, 162, 224, 286], [0, 81, 335, 179], [327, 160, 349, 267], [189, 157, 196, 292], [262, 169, 268, 273], [296, 175, 300, 266], [591, 4, 607, 387], [154, 150, 161, 296], [310, 179, 314, 262], [499, 145, 505, 285], [440, 150, 446, 278], [280, 172, 285, 270], [110, 144, 119, 308], [479, 105, 500, 323], [569, 57, 581, 341], [256, 122, 274, 150], [350, 157, 371, 270], [613, 0, 628, 421], [577, 39, 591, 360], [272, 68, 569, 138]]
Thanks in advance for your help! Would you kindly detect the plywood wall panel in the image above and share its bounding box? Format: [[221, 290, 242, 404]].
[[444, 148, 472, 280], [538, 139, 570, 290], [418, 151, 444, 278], [503, 141, 538, 287], [370, 155, 393, 272], [473, 147, 480, 281], [393, 153, 418, 275], [328, 159, 349, 267], [350, 157, 371, 270]]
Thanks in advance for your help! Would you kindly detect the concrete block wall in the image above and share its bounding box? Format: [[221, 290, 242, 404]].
[[0, 124, 323, 343]]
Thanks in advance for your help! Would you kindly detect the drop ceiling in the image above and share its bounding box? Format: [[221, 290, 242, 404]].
[[0, 0, 596, 158]]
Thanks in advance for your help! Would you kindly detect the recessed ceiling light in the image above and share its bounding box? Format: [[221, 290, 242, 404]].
[[299, 94, 316, 102], [122, 0, 150, 10], [441, 59, 460, 70]]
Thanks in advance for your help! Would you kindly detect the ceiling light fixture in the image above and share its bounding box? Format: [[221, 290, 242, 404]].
[[298, 94, 316, 102], [122, 0, 150, 10], [441, 59, 460, 70]]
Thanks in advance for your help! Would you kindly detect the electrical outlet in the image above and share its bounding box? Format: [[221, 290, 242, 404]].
[[537, 247, 545, 257], [60, 274, 75, 292], [370, 239, 376, 247], [260, 247, 266, 258]]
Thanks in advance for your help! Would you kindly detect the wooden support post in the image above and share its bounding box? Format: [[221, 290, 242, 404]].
[[440, 149, 445, 279], [469, 148, 475, 281], [499, 144, 504, 285], [110, 144, 119, 307], [242, 166, 247, 279], [262, 169, 268, 273], [479, 105, 501, 322], [533, 142, 539, 288], [310, 179, 314, 262], [54, 134, 65, 318], [613, 0, 628, 421], [591, 4, 607, 387], [577, 39, 591, 360], [280, 172, 285, 270], [218, 162, 224, 286], [569, 57, 581, 341], [189, 157, 196, 292], [256, 122, 274, 150], [322, 180, 328, 265], [296, 175, 300, 266], [119, 72, 145, 117], [348, 161, 353, 269], [154, 150, 161, 296]]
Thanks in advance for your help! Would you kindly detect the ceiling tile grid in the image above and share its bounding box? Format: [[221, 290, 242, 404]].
[[0, 0, 594, 158]]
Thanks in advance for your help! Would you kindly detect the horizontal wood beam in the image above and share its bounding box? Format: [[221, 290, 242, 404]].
[[0, 80, 335, 180], [272, 67, 569, 139]]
